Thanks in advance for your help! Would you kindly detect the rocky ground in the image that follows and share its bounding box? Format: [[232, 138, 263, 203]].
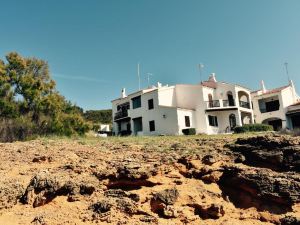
[[0, 133, 299, 225]]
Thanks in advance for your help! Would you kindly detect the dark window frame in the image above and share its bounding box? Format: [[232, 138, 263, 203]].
[[208, 115, 218, 127], [148, 99, 154, 110], [149, 120, 155, 132], [185, 116, 191, 127], [132, 96, 141, 109]]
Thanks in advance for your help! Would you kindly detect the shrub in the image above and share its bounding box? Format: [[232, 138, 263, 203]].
[[0, 117, 37, 142], [182, 128, 196, 135], [234, 124, 273, 133]]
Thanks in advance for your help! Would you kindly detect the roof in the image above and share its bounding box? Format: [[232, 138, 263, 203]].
[[200, 80, 251, 91], [201, 81, 217, 89], [289, 101, 300, 107], [286, 101, 300, 115], [251, 85, 290, 96]]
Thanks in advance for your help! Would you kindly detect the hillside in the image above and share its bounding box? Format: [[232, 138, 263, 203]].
[[0, 134, 299, 225]]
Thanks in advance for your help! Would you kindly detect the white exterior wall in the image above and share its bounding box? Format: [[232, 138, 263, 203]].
[[252, 91, 286, 125], [158, 86, 176, 107], [112, 81, 254, 136], [125, 90, 180, 136], [177, 109, 196, 135], [205, 110, 240, 134], [175, 85, 202, 109]]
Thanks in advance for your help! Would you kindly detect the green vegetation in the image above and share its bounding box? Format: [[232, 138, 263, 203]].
[[83, 109, 112, 124], [234, 124, 273, 133], [0, 52, 90, 142], [182, 128, 196, 135]]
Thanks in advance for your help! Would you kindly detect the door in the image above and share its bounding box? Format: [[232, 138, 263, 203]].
[[228, 93, 234, 106], [268, 119, 282, 131], [133, 117, 143, 135], [208, 94, 213, 107], [229, 114, 236, 131], [291, 115, 300, 129]]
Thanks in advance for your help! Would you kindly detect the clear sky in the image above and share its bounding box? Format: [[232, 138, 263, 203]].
[[0, 0, 300, 110]]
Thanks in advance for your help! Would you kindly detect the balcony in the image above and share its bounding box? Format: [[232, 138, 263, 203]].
[[239, 101, 250, 109], [222, 100, 236, 107], [207, 100, 220, 108], [206, 99, 237, 111], [114, 110, 129, 121]]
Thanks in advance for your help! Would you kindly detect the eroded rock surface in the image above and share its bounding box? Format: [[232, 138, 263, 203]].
[[219, 166, 300, 214], [230, 134, 300, 171], [0, 134, 299, 224]]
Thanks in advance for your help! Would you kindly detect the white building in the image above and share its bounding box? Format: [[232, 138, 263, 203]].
[[251, 80, 300, 131], [112, 74, 254, 135]]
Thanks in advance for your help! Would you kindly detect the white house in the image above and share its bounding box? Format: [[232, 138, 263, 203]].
[[251, 80, 300, 131], [112, 74, 254, 135]]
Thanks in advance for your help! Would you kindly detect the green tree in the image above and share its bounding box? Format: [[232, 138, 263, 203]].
[[0, 59, 17, 117], [0, 52, 90, 141], [6, 52, 56, 123]]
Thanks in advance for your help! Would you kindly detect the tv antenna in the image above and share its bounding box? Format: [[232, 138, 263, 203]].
[[146, 73, 153, 87], [284, 62, 290, 81], [198, 63, 204, 82], [137, 63, 141, 90]]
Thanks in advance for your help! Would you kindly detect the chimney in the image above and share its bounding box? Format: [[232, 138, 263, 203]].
[[208, 73, 217, 82], [289, 80, 297, 102], [157, 82, 162, 88], [261, 80, 266, 93], [121, 88, 127, 98]]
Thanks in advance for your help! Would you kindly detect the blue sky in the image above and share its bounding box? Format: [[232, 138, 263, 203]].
[[0, 0, 300, 110]]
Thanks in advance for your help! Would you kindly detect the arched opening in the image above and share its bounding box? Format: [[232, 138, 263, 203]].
[[241, 112, 253, 125], [208, 94, 213, 108], [238, 91, 250, 109], [262, 118, 282, 131], [227, 91, 235, 106], [229, 114, 236, 130]]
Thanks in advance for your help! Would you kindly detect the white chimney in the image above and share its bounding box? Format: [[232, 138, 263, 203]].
[[208, 73, 217, 82], [121, 88, 127, 98], [261, 80, 266, 93], [289, 80, 297, 102], [157, 82, 162, 88]]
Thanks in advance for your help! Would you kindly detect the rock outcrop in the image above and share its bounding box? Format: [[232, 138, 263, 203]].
[[229, 134, 300, 171], [0, 134, 300, 224], [219, 166, 300, 214]]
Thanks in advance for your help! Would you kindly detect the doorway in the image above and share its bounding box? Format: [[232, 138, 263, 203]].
[[133, 117, 143, 135], [229, 114, 236, 130]]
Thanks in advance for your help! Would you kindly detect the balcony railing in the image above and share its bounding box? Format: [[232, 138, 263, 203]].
[[206, 99, 236, 109], [239, 101, 250, 109], [222, 100, 236, 107], [114, 110, 129, 120], [207, 100, 220, 108]]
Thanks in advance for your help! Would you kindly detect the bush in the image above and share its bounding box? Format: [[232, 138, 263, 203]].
[[0, 117, 37, 142], [182, 128, 196, 135], [234, 124, 273, 133]]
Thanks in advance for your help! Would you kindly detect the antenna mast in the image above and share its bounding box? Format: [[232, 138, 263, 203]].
[[146, 73, 153, 87], [137, 63, 141, 90], [198, 63, 204, 82], [284, 62, 290, 81]]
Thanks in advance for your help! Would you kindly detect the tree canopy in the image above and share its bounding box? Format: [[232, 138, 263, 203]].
[[0, 52, 90, 142]]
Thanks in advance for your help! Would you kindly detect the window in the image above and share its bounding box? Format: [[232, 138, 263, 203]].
[[258, 97, 280, 113], [265, 100, 280, 112], [208, 115, 218, 127], [132, 96, 141, 109], [185, 116, 191, 127], [149, 120, 155, 132], [148, 99, 154, 110]]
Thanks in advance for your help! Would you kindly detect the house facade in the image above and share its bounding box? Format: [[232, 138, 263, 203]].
[[112, 74, 254, 135], [251, 80, 300, 131]]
